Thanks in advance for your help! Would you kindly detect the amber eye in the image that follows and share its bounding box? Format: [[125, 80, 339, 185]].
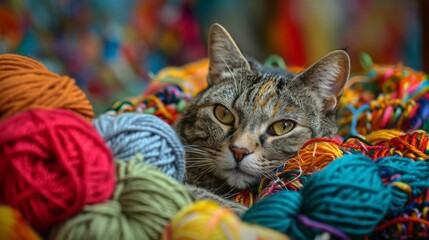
[[267, 120, 296, 136], [213, 104, 235, 125]]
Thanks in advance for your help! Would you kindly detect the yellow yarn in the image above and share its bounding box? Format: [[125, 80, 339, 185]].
[[153, 59, 208, 96], [162, 200, 289, 240], [0, 206, 41, 240], [365, 129, 405, 145]]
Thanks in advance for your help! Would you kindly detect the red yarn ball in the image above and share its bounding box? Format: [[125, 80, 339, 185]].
[[0, 109, 115, 233]]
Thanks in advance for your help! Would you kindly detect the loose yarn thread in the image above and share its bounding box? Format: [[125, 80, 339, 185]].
[[0, 54, 94, 121], [0, 109, 115, 233], [242, 154, 429, 240], [106, 59, 208, 125], [49, 159, 194, 240], [234, 129, 429, 206], [93, 113, 186, 182], [338, 53, 429, 137]]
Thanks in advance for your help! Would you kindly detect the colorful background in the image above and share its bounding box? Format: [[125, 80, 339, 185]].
[[0, 0, 427, 114]]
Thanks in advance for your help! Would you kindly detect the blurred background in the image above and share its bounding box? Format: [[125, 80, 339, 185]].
[[0, 0, 427, 114]]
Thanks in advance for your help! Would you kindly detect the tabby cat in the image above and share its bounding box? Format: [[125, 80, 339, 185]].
[[175, 24, 350, 204]]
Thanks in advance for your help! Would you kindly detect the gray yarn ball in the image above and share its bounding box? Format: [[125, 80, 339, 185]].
[[93, 113, 185, 182]]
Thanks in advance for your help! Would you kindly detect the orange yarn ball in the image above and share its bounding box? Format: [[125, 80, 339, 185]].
[[0, 54, 94, 121], [281, 139, 343, 174], [0, 54, 47, 72]]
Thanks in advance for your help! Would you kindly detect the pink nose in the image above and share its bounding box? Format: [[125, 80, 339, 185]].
[[229, 146, 250, 162]]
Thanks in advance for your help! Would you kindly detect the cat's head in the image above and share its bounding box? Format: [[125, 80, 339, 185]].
[[176, 24, 350, 194]]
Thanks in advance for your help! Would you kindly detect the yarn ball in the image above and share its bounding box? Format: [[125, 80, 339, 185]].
[[242, 154, 392, 240], [0, 53, 94, 122], [0, 54, 47, 72], [0, 109, 115, 233], [49, 159, 194, 240], [162, 200, 289, 240], [93, 113, 185, 182], [0, 205, 41, 240]]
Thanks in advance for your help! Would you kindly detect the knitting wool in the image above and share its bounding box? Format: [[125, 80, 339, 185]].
[[0, 205, 41, 240], [93, 113, 185, 182], [0, 109, 115, 233], [338, 53, 429, 137], [162, 200, 289, 240], [242, 154, 429, 240], [0, 53, 94, 121], [49, 159, 194, 240], [106, 59, 208, 125], [233, 129, 429, 207], [0, 54, 47, 72]]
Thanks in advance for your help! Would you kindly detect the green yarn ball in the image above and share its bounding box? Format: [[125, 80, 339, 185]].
[[49, 159, 194, 240]]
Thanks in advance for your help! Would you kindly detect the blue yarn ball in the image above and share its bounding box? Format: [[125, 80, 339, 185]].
[[93, 113, 185, 182], [243, 154, 391, 239]]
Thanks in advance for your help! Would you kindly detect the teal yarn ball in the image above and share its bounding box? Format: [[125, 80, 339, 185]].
[[241, 190, 302, 234], [298, 154, 391, 238], [93, 113, 185, 182], [376, 156, 429, 213], [242, 154, 392, 239]]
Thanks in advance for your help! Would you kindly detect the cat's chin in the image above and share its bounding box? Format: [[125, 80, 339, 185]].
[[222, 168, 259, 190]]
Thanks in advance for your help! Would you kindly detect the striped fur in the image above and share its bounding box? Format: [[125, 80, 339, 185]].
[[175, 24, 350, 198]]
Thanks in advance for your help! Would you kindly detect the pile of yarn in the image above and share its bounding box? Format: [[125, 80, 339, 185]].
[[105, 59, 208, 125], [241, 154, 429, 240], [234, 129, 429, 207], [162, 200, 289, 240], [0, 54, 113, 236], [338, 53, 429, 137], [0, 53, 193, 240]]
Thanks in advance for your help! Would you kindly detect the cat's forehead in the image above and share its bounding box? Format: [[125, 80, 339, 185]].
[[211, 75, 296, 115], [236, 76, 297, 118]]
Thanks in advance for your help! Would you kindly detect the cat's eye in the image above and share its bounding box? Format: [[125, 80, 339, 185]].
[[267, 120, 296, 136], [213, 104, 234, 125]]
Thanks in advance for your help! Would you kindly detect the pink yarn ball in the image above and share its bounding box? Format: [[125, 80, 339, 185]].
[[0, 109, 115, 233]]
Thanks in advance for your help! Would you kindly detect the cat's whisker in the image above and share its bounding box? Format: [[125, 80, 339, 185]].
[[186, 160, 215, 168], [185, 150, 209, 156], [261, 171, 277, 181], [192, 165, 217, 184], [187, 164, 214, 169], [186, 157, 214, 161], [184, 144, 221, 157], [214, 181, 235, 197], [184, 147, 210, 156]]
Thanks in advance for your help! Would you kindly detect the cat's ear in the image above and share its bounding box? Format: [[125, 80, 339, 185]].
[[207, 23, 251, 85], [297, 50, 350, 113]]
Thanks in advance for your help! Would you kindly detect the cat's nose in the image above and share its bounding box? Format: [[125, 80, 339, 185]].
[[229, 146, 251, 162]]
